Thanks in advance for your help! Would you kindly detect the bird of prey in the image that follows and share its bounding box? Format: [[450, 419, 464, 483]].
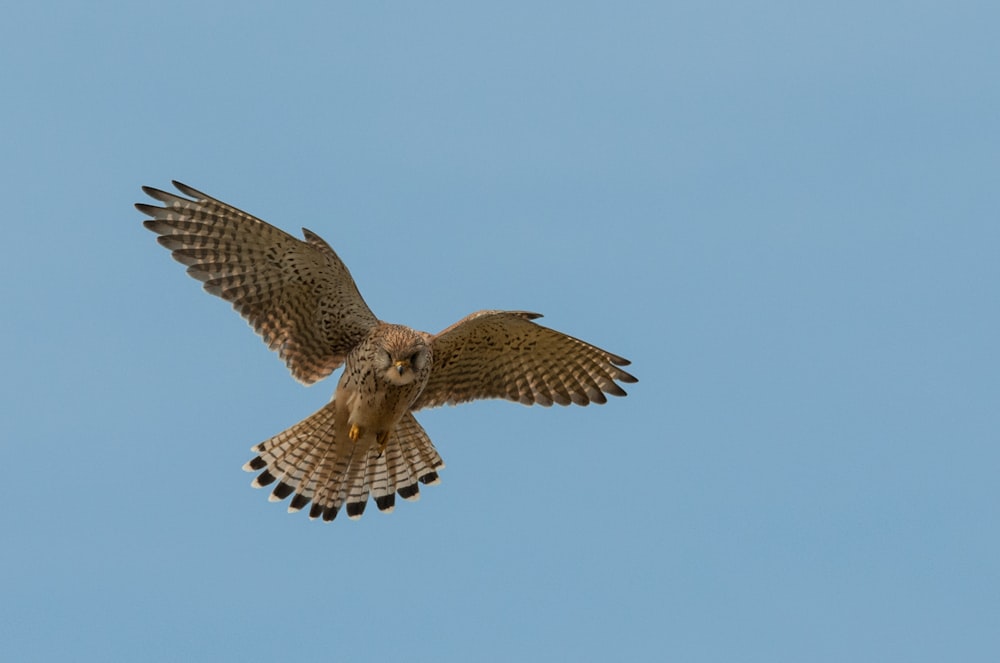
[[138, 181, 637, 522]]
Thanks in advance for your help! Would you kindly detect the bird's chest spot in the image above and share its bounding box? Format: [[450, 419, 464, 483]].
[[340, 368, 412, 430]]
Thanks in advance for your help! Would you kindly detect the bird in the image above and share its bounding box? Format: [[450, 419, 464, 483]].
[[138, 181, 637, 522]]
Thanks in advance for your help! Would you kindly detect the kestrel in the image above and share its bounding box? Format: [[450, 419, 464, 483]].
[[139, 181, 637, 522]]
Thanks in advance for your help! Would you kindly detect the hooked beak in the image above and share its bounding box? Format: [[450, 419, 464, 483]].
[[394, 359, 410, 376]]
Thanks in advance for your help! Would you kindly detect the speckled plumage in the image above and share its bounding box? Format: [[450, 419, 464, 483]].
[[139, 181, 637, 522]]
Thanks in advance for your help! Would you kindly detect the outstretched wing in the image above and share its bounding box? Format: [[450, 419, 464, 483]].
[[411, 310, 638, 410], [137, 181, 379, 384]]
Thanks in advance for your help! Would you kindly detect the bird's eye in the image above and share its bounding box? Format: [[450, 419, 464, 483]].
[[410, 350, 426, 369]]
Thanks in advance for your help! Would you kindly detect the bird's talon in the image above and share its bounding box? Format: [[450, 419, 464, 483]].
[[376, 431, 390, 457], [349, 424, 362, 442]]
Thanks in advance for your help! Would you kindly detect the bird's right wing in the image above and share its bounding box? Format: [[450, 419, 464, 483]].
[[138, 181, 379, 384]]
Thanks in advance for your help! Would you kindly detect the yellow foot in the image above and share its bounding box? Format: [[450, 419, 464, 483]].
[[349, 423, 362, 442], [375, 430, 391, 457]]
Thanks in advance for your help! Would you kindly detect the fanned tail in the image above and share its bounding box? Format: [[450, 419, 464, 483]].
[[243, 403, 445, 522]]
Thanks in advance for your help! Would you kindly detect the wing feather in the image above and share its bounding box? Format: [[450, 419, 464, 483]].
[[138, 181, 378, 384], [411, 310, 637, 410]]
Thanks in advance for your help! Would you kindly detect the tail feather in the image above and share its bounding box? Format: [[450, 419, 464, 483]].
[[345, 412, 442, 515], [243, 402, 444, 522], [400, 414, 445, 486], [244, 400, 338, 507], [385, 429, 417, 500], [394, 413, 445, 500], [298, 426, 346, 518], [305, 424, 356, 521], [365, 446, 400, 512], [343, 444, 372, 519], [364, 445, 392, 512]]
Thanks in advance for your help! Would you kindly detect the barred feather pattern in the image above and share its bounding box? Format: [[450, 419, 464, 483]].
[[412, 310, 638, 410], [244, 402, 444, 521], [139, 182, 638, 524], [137, 181, 378, 384]]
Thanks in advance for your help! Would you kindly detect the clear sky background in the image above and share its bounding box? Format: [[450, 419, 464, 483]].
[[2, 2, 998, 661]]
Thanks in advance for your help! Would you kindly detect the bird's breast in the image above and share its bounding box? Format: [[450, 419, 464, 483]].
[[334, 369, 419, 434]]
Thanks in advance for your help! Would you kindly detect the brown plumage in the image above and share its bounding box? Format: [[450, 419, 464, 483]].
[[139, 181, 637, 522]]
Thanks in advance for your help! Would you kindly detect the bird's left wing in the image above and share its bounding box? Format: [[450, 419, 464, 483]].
[[410, 310, 637, 410]]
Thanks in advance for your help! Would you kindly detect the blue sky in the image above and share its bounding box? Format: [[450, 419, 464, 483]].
[[2, 2, 998, 661]]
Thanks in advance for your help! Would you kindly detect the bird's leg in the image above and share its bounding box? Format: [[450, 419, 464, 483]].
[[349, 423, 363, 443], [375, 430, 391, 457]]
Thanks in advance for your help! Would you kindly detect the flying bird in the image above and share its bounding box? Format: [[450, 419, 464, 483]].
[[138, 181, 637, 522]]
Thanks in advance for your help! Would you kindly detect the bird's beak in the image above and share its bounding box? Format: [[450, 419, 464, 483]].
[[394, 359, 410, 375]]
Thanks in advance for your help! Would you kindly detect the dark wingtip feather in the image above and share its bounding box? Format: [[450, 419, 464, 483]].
[[346, 501, 367, 519], [610, 353, 632, 367], [418, 471, 439, 485], [616, 367, 638, 383], [139, 185, 184, 206], [322, 505, 340, 522], [603, 383, 628, 398], [309, 503, 324, 520], [171, 180, 206, 199], [141, 219, 164, 235]]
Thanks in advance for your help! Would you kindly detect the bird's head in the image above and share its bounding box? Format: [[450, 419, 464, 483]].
[[374, 326, 431, 387]]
